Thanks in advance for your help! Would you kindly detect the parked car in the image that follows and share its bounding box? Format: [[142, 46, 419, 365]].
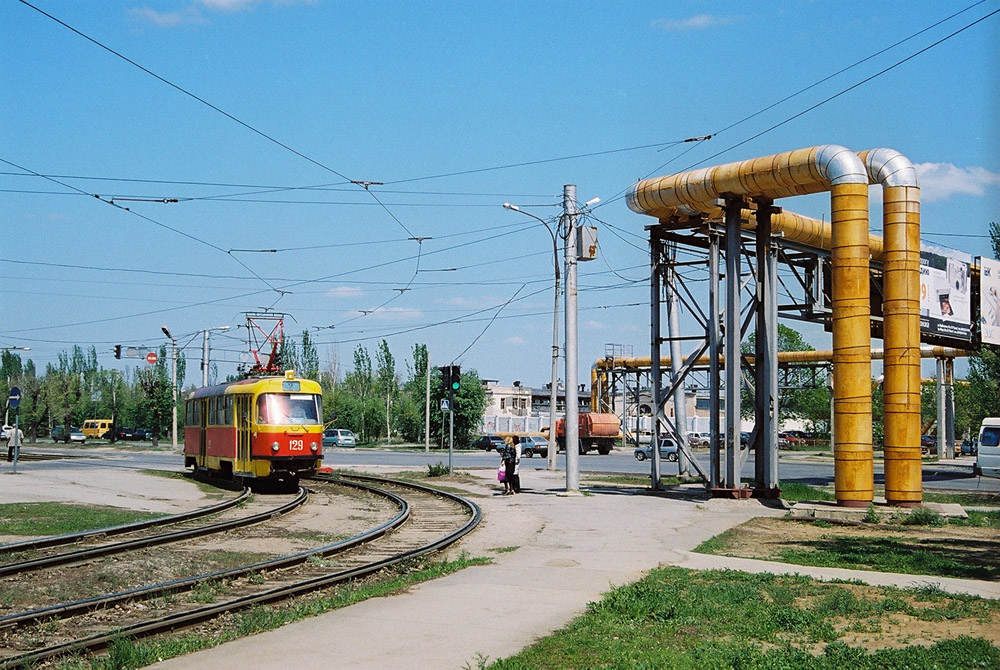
[[134, 428, 152, 440], [686, 432, 709, 447], [634, 438, 677, 462], [517, 435, 549, 458], [740, 432, 750, 447], [778, 431, 803, 445], [471, 435, 504, 451], [52, 425, 86, 444], [323, 428, 357, 447], [961, 438, 978, 456], [0, 425, 10, 441], [117, 427, 136, 440]]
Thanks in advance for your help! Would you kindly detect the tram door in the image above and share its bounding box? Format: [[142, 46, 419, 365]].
[[235, 395, 252, 475], [198, 398, 208, 466]]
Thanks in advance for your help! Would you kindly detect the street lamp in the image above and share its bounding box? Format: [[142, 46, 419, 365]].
[[503, 203, 561, 472], [201, 326, 231, 386], [161, 326, 178, 450], [1, 346, 30, 351]]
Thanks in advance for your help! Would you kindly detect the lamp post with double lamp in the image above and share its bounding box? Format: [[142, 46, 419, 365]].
[[503, 203, 562, 472], [161, 327, 178, 450], [201, 326, 231, 386]]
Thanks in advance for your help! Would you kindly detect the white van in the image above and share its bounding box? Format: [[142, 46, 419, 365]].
[[974, 418, 1000, 478]]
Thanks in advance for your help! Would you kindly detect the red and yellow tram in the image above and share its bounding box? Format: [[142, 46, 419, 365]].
[[183, 371, 323, 483]]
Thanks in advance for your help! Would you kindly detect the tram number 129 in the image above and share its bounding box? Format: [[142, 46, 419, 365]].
[[289, 439, 304, 451]]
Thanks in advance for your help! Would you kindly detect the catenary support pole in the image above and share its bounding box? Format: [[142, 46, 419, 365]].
[[708, 228, 721, 489], [650, 230, 663, 489], [724, 198, 742, 489], [424, 352, 430, 453], [563, 184, 580, 493]]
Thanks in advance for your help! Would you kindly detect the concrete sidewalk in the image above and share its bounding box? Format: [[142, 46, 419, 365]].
[[149, 468, 997, 670]]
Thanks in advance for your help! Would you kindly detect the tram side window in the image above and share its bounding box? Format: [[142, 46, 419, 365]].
[[224, 396, 233, 425]]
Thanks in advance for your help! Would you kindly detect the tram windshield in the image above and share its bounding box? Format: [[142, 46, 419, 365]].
[[256, 393, 321, 425]]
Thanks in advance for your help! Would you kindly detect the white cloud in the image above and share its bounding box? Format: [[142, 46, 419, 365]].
[[652, 14, 741, 32], [128, 6, 206, 26], [582, 320, 606, 330], [505, 336, 527, 346], [197, 0, 314, 11], [914, 163, 1000, 202], [325, 286, 364, 299]]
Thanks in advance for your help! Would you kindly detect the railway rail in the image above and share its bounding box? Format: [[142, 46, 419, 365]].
[[0, 473, 481, 669], [0, 487, 303, 577]]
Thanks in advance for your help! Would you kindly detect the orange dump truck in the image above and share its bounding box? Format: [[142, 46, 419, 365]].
[[554, 412, 619, 455]]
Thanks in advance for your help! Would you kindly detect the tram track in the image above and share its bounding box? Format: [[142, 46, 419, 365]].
[[0, 487, 304, 577], [0, 473, 481, 669]]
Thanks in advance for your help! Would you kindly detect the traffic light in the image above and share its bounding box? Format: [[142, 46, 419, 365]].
[[450, 365, 460, 391], [114, 345, 122, 359], [439, 366, 451, 392]]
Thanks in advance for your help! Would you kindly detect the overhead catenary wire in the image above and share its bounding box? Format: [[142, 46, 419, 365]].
[[597, 2, 1000, 209]]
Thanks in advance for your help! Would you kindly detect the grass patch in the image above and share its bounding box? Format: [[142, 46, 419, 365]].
[[54, 554, 490, 669], [774, 535, 997, 580], [922, 490, 1000, 506], [780, 482, 836, 503], [584, 474, 689, 487], [697, 516, 1000, 581], [0, 502, 161, 538], [481, 567, 1000, 669]]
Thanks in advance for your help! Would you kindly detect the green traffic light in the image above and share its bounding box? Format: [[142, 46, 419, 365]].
[[451, 380, 460, 390]]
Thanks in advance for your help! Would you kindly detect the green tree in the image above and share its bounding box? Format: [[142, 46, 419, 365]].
[[961, 222, 1000, 434], [428, 366, 488, 448], [374, 340, 398, 443], [300, 330, 320, 380], [135, 351, 172, 446], [343, 345, 379, 443], [397, 344, 430, 442], [741, 324, 829, 427]]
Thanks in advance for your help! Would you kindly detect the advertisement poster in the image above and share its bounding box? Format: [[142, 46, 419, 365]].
[[919, 242, 971, 342], [981, 257, 1000, 346]]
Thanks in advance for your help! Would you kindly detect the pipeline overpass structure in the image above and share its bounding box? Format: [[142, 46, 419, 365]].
[[625, 145, 984, 507]]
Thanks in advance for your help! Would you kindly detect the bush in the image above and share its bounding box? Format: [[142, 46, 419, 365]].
[[427, 461, 449, 477], [902, 506, 945, 527], [863, 503, 880, 524]]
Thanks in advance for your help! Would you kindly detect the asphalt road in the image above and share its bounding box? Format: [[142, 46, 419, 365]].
[[12, 443, 999, 494]]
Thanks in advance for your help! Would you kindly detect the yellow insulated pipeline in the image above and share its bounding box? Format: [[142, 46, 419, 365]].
[[628, 145, 874, 506], [829, 182, 873, 506], [860, 149, 922, 507]]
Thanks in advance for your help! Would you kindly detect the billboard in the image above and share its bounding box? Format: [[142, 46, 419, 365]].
[[981, 257, 1000, 346], [919, 242, 971, 342]]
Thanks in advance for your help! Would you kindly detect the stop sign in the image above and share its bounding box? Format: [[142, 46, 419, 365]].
[[146, 352, 158, 365]]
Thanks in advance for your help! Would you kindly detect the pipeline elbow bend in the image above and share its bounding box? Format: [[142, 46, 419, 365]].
[[862, 148, 919, 188], [816, 145, 868, 186]]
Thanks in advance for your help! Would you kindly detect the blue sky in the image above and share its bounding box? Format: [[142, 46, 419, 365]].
[[2, 1, 998, 387]]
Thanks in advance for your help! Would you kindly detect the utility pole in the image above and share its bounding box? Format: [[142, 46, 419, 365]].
[[424, 351, 431, 453], [201, 326, 230, 386], [162, 326, 178, 450], [563, 184, 580, 493]]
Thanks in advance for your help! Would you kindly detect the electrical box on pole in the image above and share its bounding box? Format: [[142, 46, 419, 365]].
[[577, 226, 599, 261]]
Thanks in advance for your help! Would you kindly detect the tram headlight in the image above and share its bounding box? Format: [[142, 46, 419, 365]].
[[271, 442, 280, 453], [310, 442, 319, 453]]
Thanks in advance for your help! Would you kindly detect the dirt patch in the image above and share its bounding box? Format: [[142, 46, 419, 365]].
[[714, 517, 999, 571]]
